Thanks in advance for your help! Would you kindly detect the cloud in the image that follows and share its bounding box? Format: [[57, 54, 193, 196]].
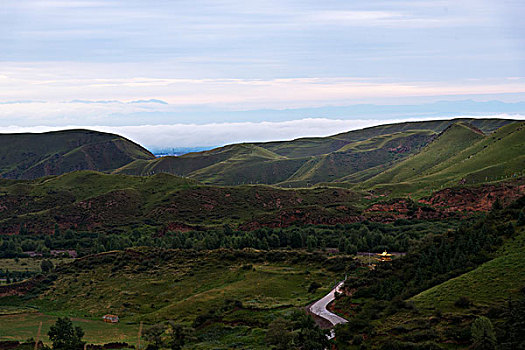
[[1, 115, 523, 149], [1, 63, 524, 115]]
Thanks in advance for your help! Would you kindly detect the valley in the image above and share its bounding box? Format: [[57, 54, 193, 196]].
[[0, 118, 523, 349]]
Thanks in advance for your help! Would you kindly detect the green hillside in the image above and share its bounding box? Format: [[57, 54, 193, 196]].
[[114, 118, 514, 186], [331, 197, 525, 349], [0, 129, 155, 179], [411, 226, 525, 310], [0, 170, 363, 235], [362, 121, 525, 196]]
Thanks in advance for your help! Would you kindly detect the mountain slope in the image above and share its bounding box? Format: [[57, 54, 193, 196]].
[[361, 122, 485, 186], [115, 118, 514, 186], [0, 171, 363, 235], [361, 121, 525, 195], [0, 129, 155, 179], [411, 225, 525, 310]]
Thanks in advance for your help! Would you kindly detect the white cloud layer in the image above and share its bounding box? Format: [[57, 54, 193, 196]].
[[1, 115, 523, 149]]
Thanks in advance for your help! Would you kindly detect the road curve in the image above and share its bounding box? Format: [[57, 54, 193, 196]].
[[309, 281, 348, 338]]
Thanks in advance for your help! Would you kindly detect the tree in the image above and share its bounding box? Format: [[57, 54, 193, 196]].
[[144, 321, 190, 350], [306, 236, 317, 252], [48, 317, 85, 350], [165, 321, 188, 350], [266, 311, 329, 350], [41, 259, 54, 274], [471, 316, 496, 350], [345, 241, 357, 255], [266, 317, 294, 350], [501, 295, 525, 349], [517, 210, 525, 226]]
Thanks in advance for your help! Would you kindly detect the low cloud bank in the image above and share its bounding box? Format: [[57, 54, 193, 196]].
[[1, 115, 523, 150]]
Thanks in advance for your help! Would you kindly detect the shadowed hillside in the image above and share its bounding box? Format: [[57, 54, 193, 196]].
[[0, 129, 155, 179]]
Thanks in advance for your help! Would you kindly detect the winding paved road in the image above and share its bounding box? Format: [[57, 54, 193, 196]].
[[309, 281, 348, 339]]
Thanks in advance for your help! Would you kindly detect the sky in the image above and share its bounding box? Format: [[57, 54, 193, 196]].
[[1, 0, 524, 149]]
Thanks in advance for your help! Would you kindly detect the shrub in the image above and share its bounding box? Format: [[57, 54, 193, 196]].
[[471, 316, 496, 350], [308, 281, 321, 293], [454, 296, 472, 308]]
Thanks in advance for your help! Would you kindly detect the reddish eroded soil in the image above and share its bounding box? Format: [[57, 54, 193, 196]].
[[240, 208, 363, 230], [365, 182, 525, 223], [418, 183, 525, 212], [0, 276, 44, 297]]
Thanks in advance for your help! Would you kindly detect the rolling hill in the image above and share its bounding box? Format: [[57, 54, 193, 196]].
[[113, 118, 515, 186], [361, 121, 525, 196], [0, 129, 155, 179]]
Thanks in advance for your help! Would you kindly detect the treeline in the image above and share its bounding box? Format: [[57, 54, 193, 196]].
[[347, 203, 519, 301], [0, 268, 33, 284], [0, 219, 457, 258], [334, 197, 525, 348]]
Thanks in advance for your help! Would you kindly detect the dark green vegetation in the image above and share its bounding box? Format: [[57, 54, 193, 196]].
[[0, 219, 455, 281], [48, 317, 85, 350], [0, 129, 154, 179], [332, 196, 525, 349], [114, 118, 515, 187]]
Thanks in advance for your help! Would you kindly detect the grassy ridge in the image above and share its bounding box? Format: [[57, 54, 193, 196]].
[[114, 119, 516, 186], [361, 123, 486, 187], [0, 170, 363, 234], [362, 122, 525, 196], [0, 129, 154, 179]]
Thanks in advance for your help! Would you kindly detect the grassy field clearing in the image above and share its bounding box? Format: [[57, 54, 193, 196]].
[[0, 311, 139, 346], [0, 249, 346, 347], [0, 258, 73, 273]]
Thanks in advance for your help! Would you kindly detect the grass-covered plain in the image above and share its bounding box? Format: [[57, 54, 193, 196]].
[[0, 312, 139, 345]]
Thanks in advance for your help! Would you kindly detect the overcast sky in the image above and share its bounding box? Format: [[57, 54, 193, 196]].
[[1, 0, 524, 148]]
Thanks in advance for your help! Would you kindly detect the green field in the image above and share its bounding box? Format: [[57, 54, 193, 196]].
[[0, 258, 73, 273], [0, 312, 139, 346], [0, 249, 347, 347]]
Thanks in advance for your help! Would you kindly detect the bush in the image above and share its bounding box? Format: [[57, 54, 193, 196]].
[[471, 316, 496, 350], [308, 281, 321, 293], [352, 334, 364, 345], [454, 296, 472, 308]]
